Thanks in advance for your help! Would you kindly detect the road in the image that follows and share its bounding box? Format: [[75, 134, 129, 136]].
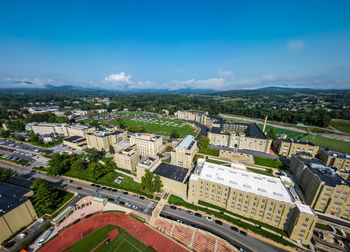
[[183, 120, 209, 140], [161, 206, 286, 252], [4, 164, 287, 252]]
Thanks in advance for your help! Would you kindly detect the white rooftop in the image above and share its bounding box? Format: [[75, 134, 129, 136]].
[[191, 161, 294, 204], [295, 203, 316, 216]]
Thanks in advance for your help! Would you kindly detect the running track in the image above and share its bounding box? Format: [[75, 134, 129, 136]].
[[41, 212, 188, 252]]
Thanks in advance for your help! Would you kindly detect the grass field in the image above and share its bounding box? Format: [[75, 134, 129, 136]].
[[257, 124, 305, 139], [96, 227, 154, 252], [247, 167, 274, 177], [68, 225, 153, 252], [68, 225, 117, 252], [300, 134, 350, 154], [253, 156, 286, 170], [110, 116, 197, 138], [330, 119, 350, 134]]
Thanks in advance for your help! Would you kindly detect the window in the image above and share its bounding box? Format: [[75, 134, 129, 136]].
[[305, 218, 309, 222]]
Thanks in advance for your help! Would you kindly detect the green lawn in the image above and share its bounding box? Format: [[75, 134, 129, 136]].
[[257, 124, 305, 139], [300, 134, 350, 154], [198, 147, 220, 156], [63, 169, 153, 198], [68, 225, 117, 252], [165, 146, 174, 152], [330, 119, 350, 134], [206, 158, 229, 165], [110, 116, 197, 138], [96, 227, 155, 252], [247, 167, 274, 177], [253, 156, 286, 169]]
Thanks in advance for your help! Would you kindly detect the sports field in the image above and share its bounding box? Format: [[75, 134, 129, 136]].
[[257, 124, 305, 139], [300, 134, 350, 154], [68, 225, 155, 252]]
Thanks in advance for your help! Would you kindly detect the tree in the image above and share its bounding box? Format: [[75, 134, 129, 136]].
[[31, 178, 59, 216], [198, 136, 210, 149], [47, 153, 73, 175], [88, 162, 105, 181], [89, 119, 99, 127], [0, 167, 16, 181], [170, 129, 180, 139], [109, 145, 115, 154], [85, 148, 104, 162], [104, 159, 117, 173], [0, 130, 10, 138], [71, 159, 86, 171], [267, 128, 277, 140], [153, 175, 163, 193], [141, 169, 154, 192]]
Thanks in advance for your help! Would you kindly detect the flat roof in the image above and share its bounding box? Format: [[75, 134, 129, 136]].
[[177, 135, 194, 149], [0, 182, 32, 217], [52, 205, 74, 223], [282, 138, 315, 146], [322, 148, 350, 160], [191, 162, 294, 203], [64, 135, 85, 142], [295, 203, 316, 215], [153, 163, 189, 183], [210, 122, 267, 140]]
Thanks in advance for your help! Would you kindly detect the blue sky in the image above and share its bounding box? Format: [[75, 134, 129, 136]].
[[1, 0, 350, 90]]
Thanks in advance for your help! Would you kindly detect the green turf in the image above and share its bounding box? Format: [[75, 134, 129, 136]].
[[95, 227, 155, 252], [300, 134, 350, 154], [247, 167, 274, 177], [330, 119, 350, 134], [257, 124, 305, 139], [206, 158, 229, 165], [68, 225, 117, 252], [109, 116, 197, 138], [253, 156, 286, 169]]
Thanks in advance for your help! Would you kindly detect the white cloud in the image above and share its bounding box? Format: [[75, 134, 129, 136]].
[[104, 72, 133, 84], [287, 40, 305, 51]]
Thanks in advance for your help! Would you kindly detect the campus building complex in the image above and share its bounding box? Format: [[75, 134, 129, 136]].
[[86, 130, 126, 151], [188, 159, 317, 245], [273, 137, 319, 158], [208, 122, 272, 153], [63, 135, 88, 150], [67, 124, 95, 138], [290, 153, 350, 220], [175, 110, 210, 126], [171, 135, 197, 169], [26, 122, 69, 136], [0, 182, 37, 244], [318, 148, 350, 181], [114, 144, 139, 173], [130, 133, 162, 156]]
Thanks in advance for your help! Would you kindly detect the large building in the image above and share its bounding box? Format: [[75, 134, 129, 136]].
[[86, 130, 126, 151], [318, 148, 350, 181], [26, 122, 69, 136], [290, 153, 350, 220], [130, 133, 162, 156], [171, 135, 198, 169], [114, 144, 139, 173], [273, 137, 319, 158], [67, 124, 95, 138], [136, 156, 161, 181], [63, 135, 88, 150], [188, 160, 317, 245], [208, 122, 272, 153], [175, 110, 210, 126], [0, 182, 37, 244]]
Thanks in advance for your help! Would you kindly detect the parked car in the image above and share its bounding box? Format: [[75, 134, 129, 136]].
[[18, 233, 27, 239], [205, 216, 213, 221], [215, 220, 223, 225], [194, 213, 202, 217], [230, 226, 239, 232], [170, 205, 177, 210], [186, 210, 193, 215], [240, 230, 247, 236], [139, 196, 145, 200], [37, 238, 45, 246]]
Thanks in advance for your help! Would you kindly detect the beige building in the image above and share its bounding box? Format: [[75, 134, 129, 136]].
[[219, 150, 254, 165], [290, 153, 350, 220], [0, 182, 37, 244], [63, 135, 88, 150], [274, 137, 319, 158], [86, 130, 126, 151], [171, 135, 198, 169], [67, 124, 95, 137], [208, 122, 272, 153], [318, 148, 350, 181], [188, 160, 317, 245], [114, 144, 139, 173], [27, 122, 69, 136], [130, 133, 162, 156], [136, 156, 161, 181], [175, 110, 211, 126]]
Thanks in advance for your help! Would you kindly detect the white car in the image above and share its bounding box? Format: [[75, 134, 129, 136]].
[[205, 216, 213, 221], [37, 238, 45, 246], [18, 233, 27, 239]]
